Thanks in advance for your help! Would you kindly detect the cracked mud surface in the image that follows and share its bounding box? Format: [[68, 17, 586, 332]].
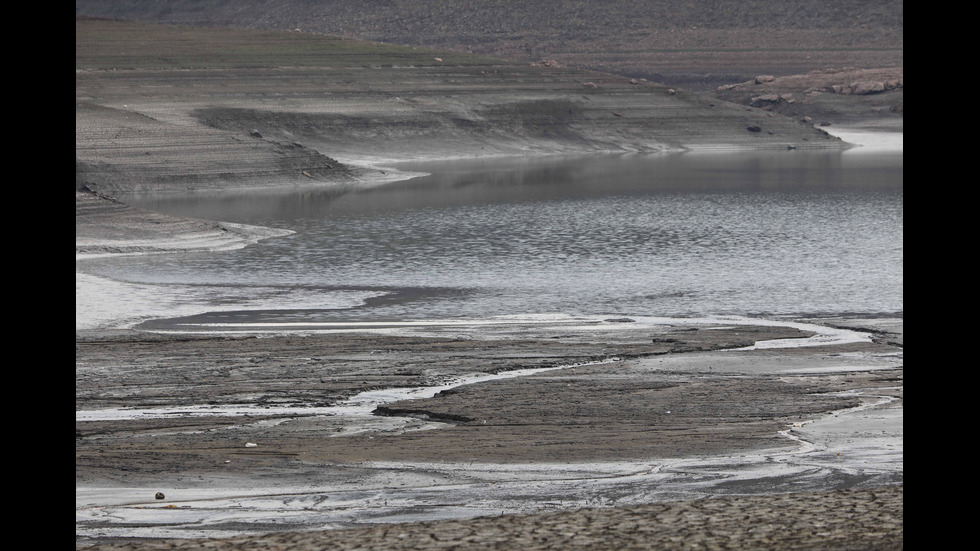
[[83, 485, 903, 551]]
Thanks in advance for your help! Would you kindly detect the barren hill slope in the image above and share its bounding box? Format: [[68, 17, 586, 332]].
[[76, 17, 844, 196], [75, 0, 903, 91]]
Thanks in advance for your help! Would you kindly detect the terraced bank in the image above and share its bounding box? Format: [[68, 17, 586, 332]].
[[76, 17, 844, 196]]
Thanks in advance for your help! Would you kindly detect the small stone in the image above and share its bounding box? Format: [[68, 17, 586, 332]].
[[155, 492, 165, 500]]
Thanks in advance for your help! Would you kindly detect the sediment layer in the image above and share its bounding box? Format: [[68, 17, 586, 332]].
[[75, 190, 292, 256]]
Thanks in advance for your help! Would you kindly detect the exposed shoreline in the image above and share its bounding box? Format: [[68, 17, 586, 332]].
[[77, 312, 902, 546], [75, 119, 903, 549], [76, 16, 902, 548]]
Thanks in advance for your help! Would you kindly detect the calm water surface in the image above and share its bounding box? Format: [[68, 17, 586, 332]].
[[94, 151, 902, 328]]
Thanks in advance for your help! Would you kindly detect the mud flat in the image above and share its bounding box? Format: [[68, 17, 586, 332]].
[[76, 316, 902, 547]]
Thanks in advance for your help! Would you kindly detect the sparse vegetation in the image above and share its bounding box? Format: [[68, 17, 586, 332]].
[[76, 17, 505, 70], [76, 1, 903, 89]]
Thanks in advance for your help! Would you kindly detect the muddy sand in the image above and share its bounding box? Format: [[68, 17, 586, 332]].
[[76, 316, 903, 548]]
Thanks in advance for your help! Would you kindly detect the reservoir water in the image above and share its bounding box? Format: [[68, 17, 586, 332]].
[[80, 149, 902, 331]]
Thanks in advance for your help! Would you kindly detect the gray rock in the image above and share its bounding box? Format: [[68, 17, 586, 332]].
[[850, 81, 886, 95]]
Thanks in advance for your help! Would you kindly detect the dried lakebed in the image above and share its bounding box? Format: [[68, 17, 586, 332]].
[[75, 315, 902, 542]]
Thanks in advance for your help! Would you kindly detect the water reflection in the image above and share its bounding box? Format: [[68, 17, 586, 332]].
[[104, 150, 902, 324], [119, 151, 902, 224]]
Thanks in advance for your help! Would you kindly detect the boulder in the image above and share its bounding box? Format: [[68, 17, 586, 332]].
[[850, 81, 886, 95], [750, 94, 782, 107]]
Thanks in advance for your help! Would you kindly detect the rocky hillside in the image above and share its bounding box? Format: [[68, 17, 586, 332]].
[[75, 0, 903, 91], [714, 67, 903, 126]]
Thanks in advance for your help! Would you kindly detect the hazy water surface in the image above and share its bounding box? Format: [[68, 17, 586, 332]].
[[92, 151, 903, 329]]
